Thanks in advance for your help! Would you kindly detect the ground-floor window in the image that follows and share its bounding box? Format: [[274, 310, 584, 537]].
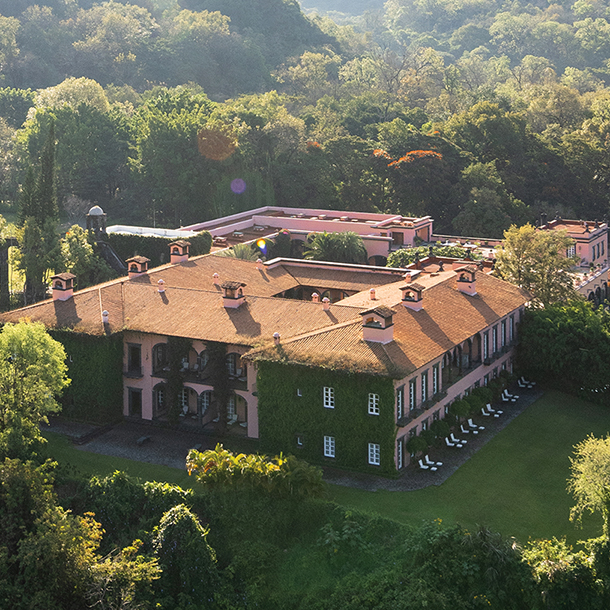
[[368, 443, 380, 466], [324, 435, 335, 458], [128, 388, 142, 417], [397, 438, 403, 469]]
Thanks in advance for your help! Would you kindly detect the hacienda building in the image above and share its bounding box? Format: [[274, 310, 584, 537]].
[[1, 237, 529, 474]]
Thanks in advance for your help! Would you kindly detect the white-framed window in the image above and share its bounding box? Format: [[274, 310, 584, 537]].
[[397, 438, 403, 469], [227, 394, 236, 418], [396, 386, 404, 419], [501, 320, 506, 347], [323, 387, 335, 408], [432, 364, 439, 395], [421, 371, 428, 402], [509, 315, 514, 342], [180, 387, 189, 409], [567, 244, 576, 258], [198, 391, 211, 416], [368, 443, 380, 466], [492, 325, 498, 354], [433, 410, 440, 421], [226, 353, 237, 376], [602, 241, 605, 257], [422, 418, 428, 431], [368, 393, 380, 415], [483, 332, 489, 359], [409, 378, 416, 411], [324, 435, 335, 458]]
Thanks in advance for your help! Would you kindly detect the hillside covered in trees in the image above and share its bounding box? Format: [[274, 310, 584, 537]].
[[1, 0, 610, 236]]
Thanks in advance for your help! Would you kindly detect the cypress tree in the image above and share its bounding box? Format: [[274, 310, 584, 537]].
[[18, 166, 37, 226], [35, 118, 58, 226]]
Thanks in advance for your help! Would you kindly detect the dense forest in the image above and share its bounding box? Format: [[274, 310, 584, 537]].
[[2, 0, 610, 236]]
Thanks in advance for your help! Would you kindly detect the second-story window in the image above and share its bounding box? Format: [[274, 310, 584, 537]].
[[432, 364, 439, 394], [409, 378, 416, 411], [421, 371, 428, 402], [492, 325, 498, 354], [323, 386, 335, 409], [368, 393, 380, 415], [501, 320, 506, 347], [483, 332, 489, 360], [396, 386, 404, 419], [509, 315, 514, 343]]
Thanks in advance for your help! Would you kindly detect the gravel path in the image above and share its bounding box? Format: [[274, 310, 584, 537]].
[[47, 387, 542, 490]]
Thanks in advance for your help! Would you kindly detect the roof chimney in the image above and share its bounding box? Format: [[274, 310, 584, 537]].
[[312, 292, 319, 303], [322, 297, 330, 310], [273, 332, 280, 345], [51, 273, 76, 301], [404, 272, 412, 283], [369, 288, 376, 300], [360, 306, 396, 344], [169, 240, 190, 264], [213, 272, 219, 283], [256, 258, 263, 270], [400, 282, 424, 311], [158, 279, 166, 293], [456, 265, 477, 296], [126, 256, 150, 278], [222, 281, 246, 308], [102, 310, 109, 324]]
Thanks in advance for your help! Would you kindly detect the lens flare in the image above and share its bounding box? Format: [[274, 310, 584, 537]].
[[231, 178, 247, 194], [256, 239, 267, 250]]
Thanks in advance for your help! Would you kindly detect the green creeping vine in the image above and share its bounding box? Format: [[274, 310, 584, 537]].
[[106, 231, 212, 269], [257, 361, 397, 475], [50, 329, 123, 423]]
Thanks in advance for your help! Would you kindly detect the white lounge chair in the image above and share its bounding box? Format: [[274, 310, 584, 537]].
[[461, 423, 475, 435], [450, 432, 466, 445], [519, 376, 535, 388], [468, 418, 484, 431], [419, 459, 437, 471], [446, 436, 463, 448], [502, 389, 518, 403], [425, 454, 443, 467], [486, 403, 502, 417], [481, 407, 491, 416]]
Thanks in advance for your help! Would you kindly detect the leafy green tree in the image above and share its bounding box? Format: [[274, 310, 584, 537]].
[[387, 244, 481, 267], [569, 435, 610, 539], [494, 223, 579, 308], [304, 231, 367, 264], [60, 225, 115, 290], [517, 301, 610, 395], [0, 321, 69, 459], [0, 87, 34, 127], [152, 504, 218, 608]]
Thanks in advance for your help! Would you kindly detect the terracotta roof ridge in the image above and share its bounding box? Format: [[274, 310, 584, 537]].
[[247, 318, 362, 356]]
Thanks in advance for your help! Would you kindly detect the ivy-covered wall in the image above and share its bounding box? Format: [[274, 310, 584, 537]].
[[257, 361, 397, 475], [50, 330, 124, 424], [105, 231, 212, 268]]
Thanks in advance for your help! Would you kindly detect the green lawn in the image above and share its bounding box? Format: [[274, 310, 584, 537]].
[[330, 390, 610, 544], [44, 391, 610, 545]]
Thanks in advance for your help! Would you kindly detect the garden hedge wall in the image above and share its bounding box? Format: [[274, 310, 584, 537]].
[[257, 361, 397, 475], [106, 231, 212, 268], [50, 330, 124, 424]]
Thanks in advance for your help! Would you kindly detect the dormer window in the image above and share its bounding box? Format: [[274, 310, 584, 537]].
[[360, 305, 396, 344], [126, 256, 150, 278]]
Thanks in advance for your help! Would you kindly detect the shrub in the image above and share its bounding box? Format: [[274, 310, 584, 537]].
[[448, 399, 471, 421], [430, 419, 450, 438], [472, 386, 493, 404], [405, 435, 429, 455]]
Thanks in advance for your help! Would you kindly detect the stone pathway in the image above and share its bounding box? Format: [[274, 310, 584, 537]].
[[46, 387, 542, 490]]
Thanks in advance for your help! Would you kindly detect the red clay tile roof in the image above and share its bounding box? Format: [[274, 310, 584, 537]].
[[247, 272, 529, 377]]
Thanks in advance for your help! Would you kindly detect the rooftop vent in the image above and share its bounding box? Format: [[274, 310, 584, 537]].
[[273, 332, 280, 345], [169, 240, 190, 264], [222, 281, 246, 308], [102, 310, 109, 324], [126, 256, 150, 278], [400, 282, 425, 311], [311, 292, 319, 303], [360, 305, 396, 344], [51, 273, 76, 302], [456, 265, 477, 296], [322, 297, 330, 311], [158, 279, 166, 293]]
